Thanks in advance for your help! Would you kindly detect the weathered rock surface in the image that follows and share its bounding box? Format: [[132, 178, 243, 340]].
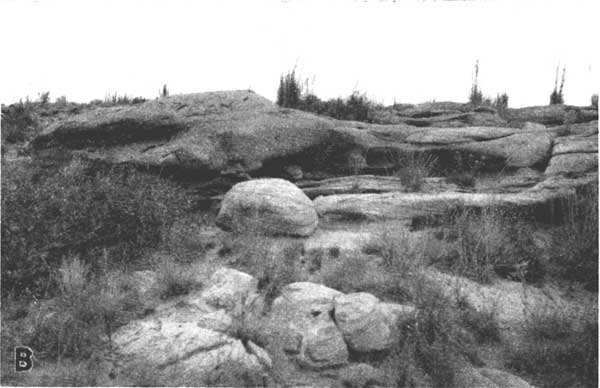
[[452, 131, 553, 168], [505, 105, 598, 125], [313, 190, 563, 224], [200, 267, 259, 311], [111, 267, 269, 385], [455, 367, 534, 388], [32, 91, 338, 177], [338, 363, 388, 388], [30, 91, 596, 197], [216, 178, 318, 236], [333, 292, 414, 352], [545, 130, 599, 176], [299, 175, 459, 198], [271, 282, 348, 369]]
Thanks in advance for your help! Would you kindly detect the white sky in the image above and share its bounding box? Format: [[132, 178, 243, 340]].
[[1, 0, 598, 107]]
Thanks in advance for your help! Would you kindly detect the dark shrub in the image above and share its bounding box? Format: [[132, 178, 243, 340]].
[[1, 101, 39, 143], [1, 160, 190, 297]]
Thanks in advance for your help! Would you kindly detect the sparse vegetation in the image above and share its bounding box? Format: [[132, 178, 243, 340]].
[[549, 65, 566, 105], [17, 257, 143, 361], [1, 99, 39, 143], [153, 255, 198, 299], [159, 84, 169, 98], [276, 68, 382, 122], [393, 152, 438, 192], [548, 184, 598, 291], [469, 60, 483, 106], [508, 306, 597, 388]]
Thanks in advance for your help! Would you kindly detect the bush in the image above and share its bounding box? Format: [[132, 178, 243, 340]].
[[493, 93, 509, 110], [447, 171, 476, 188], [153, 255, 198, 299], [26, 258, 142, 360], [38, 91, 50, 105], [55, 95, 68, 106], [393, 152, 437, 192], [441, 206, 538, 284], [219, 226, 302, 307], [383, 277, 480, 387], [1, 160, 190, 297], [0, 100, 39, 143], [592, 94, 598, 109]]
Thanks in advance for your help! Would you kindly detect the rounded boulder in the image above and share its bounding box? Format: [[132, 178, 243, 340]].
[[216, 178, 318, 237]]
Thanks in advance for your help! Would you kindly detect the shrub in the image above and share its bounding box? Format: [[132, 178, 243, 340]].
[[446, 171, 476, 188], [383, 277, 480, 387], [1, 160, 190, 297], [493, 93, 509, 112], [442, 206, 538, 284], [459, 304, 501, 344], [38, 91, 50, 105], [153, 255, 198, 299], [26, 258, 142, 360], [0, 100, 39, 143], [592, 94, 598, 109], [394, 152, 437, 192], [55, 95, 68, 106], [219, 225, 302, 307]]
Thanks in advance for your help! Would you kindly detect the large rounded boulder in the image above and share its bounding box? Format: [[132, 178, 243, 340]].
[[216, 178, 318, 237]]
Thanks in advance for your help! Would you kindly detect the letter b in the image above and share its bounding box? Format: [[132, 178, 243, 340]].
[[15, 347, 33, 372]]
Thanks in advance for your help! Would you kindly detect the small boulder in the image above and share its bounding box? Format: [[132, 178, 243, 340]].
[[334, 293, 414, 352], [338, 363, 388, 388], [272, 282, 348, 369], [216, 178, 318, 237], [283, 165, 303, 181], [201, 268, 259, 312]]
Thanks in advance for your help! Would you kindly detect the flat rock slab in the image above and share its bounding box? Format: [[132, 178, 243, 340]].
[[312, 190, 561, 224], [298, 175, 458, 198], [553, 134, 598, 155], [453, 131, 553, 168], [545, 153, 598, 176]]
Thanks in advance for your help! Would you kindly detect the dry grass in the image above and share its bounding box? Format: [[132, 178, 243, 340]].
[[508, 306, 597, 388], [394, 152, 438, 192]]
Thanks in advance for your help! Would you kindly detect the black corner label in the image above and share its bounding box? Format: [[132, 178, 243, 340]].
[[15, 347, 33, 372]]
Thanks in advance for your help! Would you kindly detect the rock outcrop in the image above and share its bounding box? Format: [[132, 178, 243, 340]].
[[110, 267, 269, 386], [270, 282, 415, 368], [216, 178, 318, 236], [271, 282, 348, 369], [333, 292, 414, 352]]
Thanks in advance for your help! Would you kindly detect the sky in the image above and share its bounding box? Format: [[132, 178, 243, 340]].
[[1, 0, 598, 107]]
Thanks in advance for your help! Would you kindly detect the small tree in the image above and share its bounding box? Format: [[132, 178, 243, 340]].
[[493, 93, 509, 110], [550, 66, 565, 105], [469, 60, 483, 106], [591, 94, 598, 110], [38, 91, 50, 105], [276, 69, 302, 108], [159, 84, 169, 98]]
